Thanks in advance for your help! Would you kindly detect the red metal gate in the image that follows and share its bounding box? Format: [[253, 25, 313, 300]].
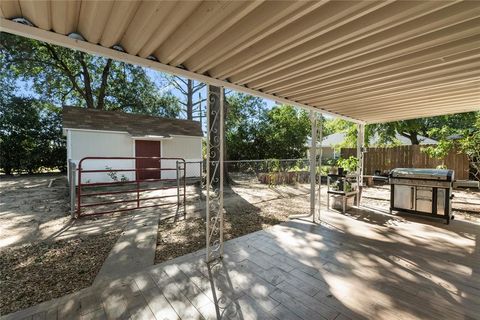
[[76, 157, 186, 217]]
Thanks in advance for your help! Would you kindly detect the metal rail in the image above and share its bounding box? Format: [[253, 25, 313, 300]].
[[75, 156, 186, 217]]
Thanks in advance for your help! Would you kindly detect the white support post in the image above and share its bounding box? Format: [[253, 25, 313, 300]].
[[317, 114, 323, 222], [356, 124, 365, 206], [310, 111, 317, 222], [206, 85, 224, 263], [219, 90, 225, 256]]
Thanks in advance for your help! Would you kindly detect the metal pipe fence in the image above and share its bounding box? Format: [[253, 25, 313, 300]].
[[73, 157, 187, 218]]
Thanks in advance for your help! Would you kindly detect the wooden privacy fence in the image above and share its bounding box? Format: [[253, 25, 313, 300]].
[[341, 145, 470, 180]]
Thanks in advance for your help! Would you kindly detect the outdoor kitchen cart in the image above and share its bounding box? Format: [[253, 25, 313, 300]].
[[389, 168, 455, 224]]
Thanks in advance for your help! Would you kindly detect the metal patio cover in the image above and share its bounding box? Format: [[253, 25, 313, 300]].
[[1, 0, 479, 124]]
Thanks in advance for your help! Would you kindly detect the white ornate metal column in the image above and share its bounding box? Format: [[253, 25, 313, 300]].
[[309, 111, 317, 222], [206, 85, 224, 263], [356, 123, 365, 206], [317, 113, 323, 222]]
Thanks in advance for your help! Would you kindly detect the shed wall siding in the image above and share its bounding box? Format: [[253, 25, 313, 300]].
[[67, 130, 202, 184], [69, 130, 135, 184], [161, 136, 203, 179]]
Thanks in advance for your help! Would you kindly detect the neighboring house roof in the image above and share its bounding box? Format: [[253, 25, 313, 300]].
[[306, 132, 437, 147], [62, 107, 203, 137]]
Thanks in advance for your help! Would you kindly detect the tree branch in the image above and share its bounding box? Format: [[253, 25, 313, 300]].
[[77, 52, 95, 108], [193, 83, 206, 92], [192, 98, 206, 106], [172, 82, 188, 95], [172, 76, 188, 87], [43, 43, 87, 103], [97, 58, 112, 110]]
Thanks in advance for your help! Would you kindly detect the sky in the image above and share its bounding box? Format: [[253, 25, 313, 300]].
[[145, 68, 278, 114], [13, 66, 278, 118]]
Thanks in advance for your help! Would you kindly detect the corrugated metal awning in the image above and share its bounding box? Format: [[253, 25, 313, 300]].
[[1, 0, 479, 123]]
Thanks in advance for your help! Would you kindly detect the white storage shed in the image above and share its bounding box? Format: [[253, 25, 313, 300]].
[[63, 107, 203, 184]]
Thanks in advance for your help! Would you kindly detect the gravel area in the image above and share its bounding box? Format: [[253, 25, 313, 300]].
[[0, 230, 121, 316]]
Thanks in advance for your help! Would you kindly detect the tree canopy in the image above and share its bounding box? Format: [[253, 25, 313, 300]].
[[225, 93, 311, 160], [0, 32, 180, 117], [0, 96, 65, 174], [0, 33, 182, 174], [324, 111, 479, 148]]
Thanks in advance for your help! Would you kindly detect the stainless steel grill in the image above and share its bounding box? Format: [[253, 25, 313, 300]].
[[389, 168, 454, 223]]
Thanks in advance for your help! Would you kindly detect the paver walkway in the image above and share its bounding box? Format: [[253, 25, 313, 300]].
[[93, 211, 160, 285], [2, 206, 479, 320]]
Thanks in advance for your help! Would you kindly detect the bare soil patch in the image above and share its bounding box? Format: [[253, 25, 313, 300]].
[[155, 188, 309, 263], [0, 173, 130, 316], [0, 230, 120, 315], [0, 174, 70, 247]]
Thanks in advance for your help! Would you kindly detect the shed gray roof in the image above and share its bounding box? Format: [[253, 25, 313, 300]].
[[62, 107, 203, 137]]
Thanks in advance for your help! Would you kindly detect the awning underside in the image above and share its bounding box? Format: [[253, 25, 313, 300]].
[[1, 0, 479, 123]]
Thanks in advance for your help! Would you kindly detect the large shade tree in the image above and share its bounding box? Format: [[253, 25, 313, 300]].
[[0, 32, 180, 117], [225, 93, 311, 160], [326, 112, 478, 147]]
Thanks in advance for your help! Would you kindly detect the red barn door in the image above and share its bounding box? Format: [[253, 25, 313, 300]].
[[135, 140, 161, 180]]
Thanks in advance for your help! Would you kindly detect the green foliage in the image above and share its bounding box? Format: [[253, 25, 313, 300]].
[[318, 165, 330, 175], [336, 156, 358, 173], [418, 111, 480, 180], [105, 166, 129, 182], [422, 139, 454, 161], [458, 114, 480, 180], [225, 94, 310, 160], [0, 97, 66, 174], [259, 105, 310, 159], [0, 32, 179, 116], [0, 33, 182, 175], [268, 159, 281, 172], [287, 159, 308, 172], [368, 112, 477, 146], [225, 93, 266, 160]]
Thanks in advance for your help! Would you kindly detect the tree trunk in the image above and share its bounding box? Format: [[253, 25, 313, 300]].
[[186, 79, 193, 120], [409, 133, 420, 145], [4, 166, 12, 175], [97, 59, 112, 110], [77, 53, 95, 109], [401, 132, 420, 145]]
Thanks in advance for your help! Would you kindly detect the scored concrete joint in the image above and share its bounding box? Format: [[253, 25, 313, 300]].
[[93, 211, 159, 286]]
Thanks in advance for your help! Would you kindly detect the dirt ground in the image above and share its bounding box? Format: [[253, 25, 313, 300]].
[[0, 231, 121, 315], [0, 174, 130, 315]]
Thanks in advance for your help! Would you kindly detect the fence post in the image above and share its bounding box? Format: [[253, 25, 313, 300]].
[[136, 180, 140, 208], [183, 160, 186, 216], [77, 160, 82, 217], [176, 161, 180, 205], [68, 160, 77, 219]]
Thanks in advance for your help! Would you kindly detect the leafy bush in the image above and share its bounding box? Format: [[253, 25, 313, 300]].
[[105, 166, 129, 182], [336, 156, 359, 173], [0, 97, 66, 174]]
